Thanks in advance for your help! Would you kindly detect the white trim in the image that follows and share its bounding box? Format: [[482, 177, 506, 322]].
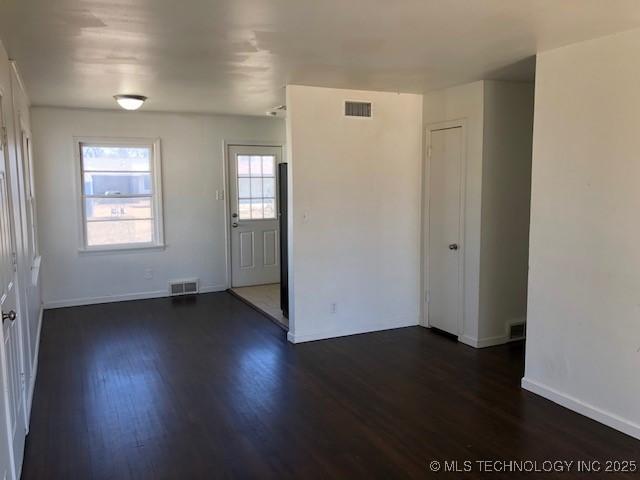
[[460, 334, 509, 348], [25, 305, 43, 431], [43, 284, 227, 309], [8, 61, 29, 108], [521, 377, 640, 440], [78, 244, 166, 255], [287, 318, 418, 344], [422, 119, 468, 336], [73, 136, 165, 252]]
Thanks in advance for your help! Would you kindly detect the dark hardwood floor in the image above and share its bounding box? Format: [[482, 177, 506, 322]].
[[21, 293, 639, 479]]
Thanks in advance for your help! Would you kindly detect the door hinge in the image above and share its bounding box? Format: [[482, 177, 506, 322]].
[[11, 251, 17, 272], [0, 127, 7, 148], [425, 290, 430, 304]]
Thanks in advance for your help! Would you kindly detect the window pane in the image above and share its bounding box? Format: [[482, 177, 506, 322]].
[[238, 199, 251, 220], [82, 145, 150, 172], [263, 178, 275, 197], [85, 197, 152, 221], [250, 199, 264, 219], [263, 198, 276, 219], [86, 219, 153, 246], [237, 155, 250, 177], [250, 178, 263, 198], [238, 178, 250, 198], [84, 172, 152, 195], [262, 156, 275, 176], [250, 156, 262, 176]]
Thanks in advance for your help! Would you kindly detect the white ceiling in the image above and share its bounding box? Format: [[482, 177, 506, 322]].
[[2, 0, 640, 116]]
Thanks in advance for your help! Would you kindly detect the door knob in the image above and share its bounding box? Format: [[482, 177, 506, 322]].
[[232, 222, 239, 228], [2, 310, 16, 323], [448, 243, 459, 250]]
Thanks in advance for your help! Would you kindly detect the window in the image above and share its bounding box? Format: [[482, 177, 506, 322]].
[[236, 154, 276, 220], [21, 133, 38, 261], [78, 138, 164, 251]]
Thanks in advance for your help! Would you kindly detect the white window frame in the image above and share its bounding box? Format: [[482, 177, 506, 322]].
[[75, 137, 165, 253], [19, 121, 39, 262]]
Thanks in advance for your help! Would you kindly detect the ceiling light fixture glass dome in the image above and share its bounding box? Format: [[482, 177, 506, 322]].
[[114, 94, 147, 110]]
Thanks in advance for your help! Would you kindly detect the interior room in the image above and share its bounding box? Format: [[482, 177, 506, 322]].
[[0, 1, 639, 479]]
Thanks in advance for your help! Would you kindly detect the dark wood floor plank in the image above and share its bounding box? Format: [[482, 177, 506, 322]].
[[20, 292, 639, 479]]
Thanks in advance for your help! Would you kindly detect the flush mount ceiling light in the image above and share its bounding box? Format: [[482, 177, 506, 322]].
[[114, 94, 147, 111]]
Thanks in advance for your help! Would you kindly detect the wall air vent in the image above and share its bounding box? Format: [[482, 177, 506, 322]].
[[345, 101, 372, 117], [509, 322, 526, 340], [169, 278, 199, 296]]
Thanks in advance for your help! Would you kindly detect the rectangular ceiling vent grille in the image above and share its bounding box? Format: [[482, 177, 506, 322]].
[[169, 278, 199, 296], [509, 322, 526, 340], [345, 101, 372, 118]]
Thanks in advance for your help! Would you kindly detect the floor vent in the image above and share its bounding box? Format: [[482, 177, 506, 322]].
[[509, 322, 526, 340], [345, 101, 372, 117], [169, 279, 199, 296]]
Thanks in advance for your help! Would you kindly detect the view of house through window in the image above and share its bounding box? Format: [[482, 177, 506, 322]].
[[80, 141, 163, 248], [236, 154, 276, 220]]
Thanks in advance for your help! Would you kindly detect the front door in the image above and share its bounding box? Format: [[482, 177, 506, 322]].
[[427, 126, 463, 336], [0, 101, 26, 479], [228, 145, 282, 287]]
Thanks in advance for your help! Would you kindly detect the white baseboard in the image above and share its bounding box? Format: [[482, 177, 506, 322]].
[[287, 318, 418, 344], [521, 377, 640, 440], [460, 334, 510, 348], [43, 284, 227, 309], [199, 285, 228, 294], [26, 304, 44, 430]]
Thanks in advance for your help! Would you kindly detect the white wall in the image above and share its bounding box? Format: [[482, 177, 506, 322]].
[[423, 82, 485, 344], [523, 29, 640, 439], [479, 81, 534, 342], [32, 107, 285, 307], [286, 85, 423, 342]]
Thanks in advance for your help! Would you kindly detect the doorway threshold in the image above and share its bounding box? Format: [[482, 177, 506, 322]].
[[228, 284, 288, 331]]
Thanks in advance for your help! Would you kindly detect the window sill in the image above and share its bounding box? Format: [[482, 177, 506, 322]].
[[78, 244, 166, 255]]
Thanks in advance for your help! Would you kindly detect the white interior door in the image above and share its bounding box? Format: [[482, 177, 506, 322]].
[[228, 145, 282, 287], [428, 126, 463, 336], [0, 104, 26, 479]]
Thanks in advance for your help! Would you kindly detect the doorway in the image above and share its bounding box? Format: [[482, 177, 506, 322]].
[[226, 144, 287, 329], [425, 122, 465, 337]]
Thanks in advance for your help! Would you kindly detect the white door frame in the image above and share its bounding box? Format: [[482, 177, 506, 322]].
[[422, 119, 467, 337], [222, 140, 284, 289], [11, 113, 31, 434]]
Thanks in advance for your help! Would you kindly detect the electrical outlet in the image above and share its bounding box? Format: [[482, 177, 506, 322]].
[[330, 302, 337, 314], [144, 268, 153, 280]]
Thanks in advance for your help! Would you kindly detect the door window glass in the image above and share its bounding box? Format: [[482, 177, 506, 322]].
[[236, 155, 276, 220]]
